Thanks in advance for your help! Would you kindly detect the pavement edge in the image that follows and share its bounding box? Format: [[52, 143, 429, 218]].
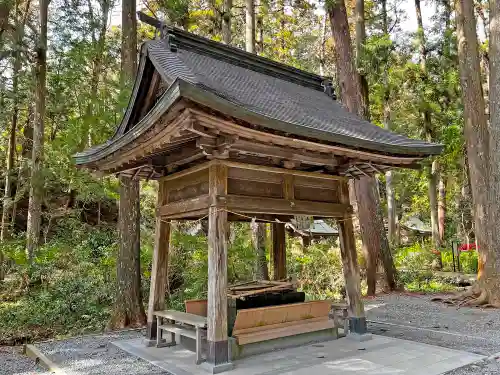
[[24, 343, 68, 374]]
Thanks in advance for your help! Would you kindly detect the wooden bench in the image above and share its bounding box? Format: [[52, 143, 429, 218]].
[[154, 310, 207, 364], [329, 302, 349, 335], [231, 300, 336, 345], [185, 299, 208, 317]]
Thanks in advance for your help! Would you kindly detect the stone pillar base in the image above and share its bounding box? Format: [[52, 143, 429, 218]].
[[205, 340, 232, 373], [201, 362, 234, 374], [142, 338, 156, 347], [349, 316, 367, 334], [347, 332, 373, 342]]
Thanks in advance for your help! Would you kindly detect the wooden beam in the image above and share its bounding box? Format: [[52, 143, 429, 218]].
[[98, 107, 193, 171], [207, 162, 231, 367], [192, 109, 423, 167], [223, 160, 347, 181], [337, 180, 366, 334], [158, 195, 210, 218], [232, 139, 339, 167], [352, 164, 370, 177], [146, 181, 171, 342], [223, 194, 350, 217], [139, 71, 161, 119], [272, 222, 286, 280], [160, 162, 211, 182]]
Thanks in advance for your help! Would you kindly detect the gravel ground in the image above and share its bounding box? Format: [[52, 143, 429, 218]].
[[365, 293, 500, 374], [34, 329, 170, 375], [4, 294, 500, 375], [0, 346, 49, 375]]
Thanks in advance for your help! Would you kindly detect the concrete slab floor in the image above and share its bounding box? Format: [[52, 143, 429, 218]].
[[112, 335, 484, 375]]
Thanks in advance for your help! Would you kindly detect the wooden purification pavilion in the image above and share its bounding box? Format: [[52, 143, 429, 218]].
[[75, 27, 442, 370]]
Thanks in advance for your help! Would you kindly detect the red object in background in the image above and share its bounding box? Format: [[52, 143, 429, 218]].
[[431, 249, 440, 255], [458, 243, 477, 252]]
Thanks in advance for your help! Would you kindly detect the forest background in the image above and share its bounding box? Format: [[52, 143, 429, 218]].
[[0, 0, 490, 344]]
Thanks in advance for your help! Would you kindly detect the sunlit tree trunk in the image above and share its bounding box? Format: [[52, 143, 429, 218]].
[[438, 177, 446, 243], [110, 0, 146, 327], [415, 0, 441, 265], [319, 13, 327, 76], [26, 0, 48, 264], [251, 221, 269, 280], [481, 0, 500, 305], [381, 0, 397, 246], [352, 0, 396, 295], [454, 0, 499, 305], [245, 0, 255, 53]]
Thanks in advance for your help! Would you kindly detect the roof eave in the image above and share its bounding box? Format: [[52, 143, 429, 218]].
[[177, 80, 443, 157], [73, 80, 182, 166]]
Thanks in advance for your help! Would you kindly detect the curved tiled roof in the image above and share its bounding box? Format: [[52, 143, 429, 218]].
[[75, 28, 442, 166], [144, 35, 441, 156]]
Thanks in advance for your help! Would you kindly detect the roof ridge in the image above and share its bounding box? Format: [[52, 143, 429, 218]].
[[164, 27, 331, 92]]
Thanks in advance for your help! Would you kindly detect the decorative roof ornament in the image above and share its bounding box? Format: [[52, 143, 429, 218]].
[[321, 80, 336, 100]]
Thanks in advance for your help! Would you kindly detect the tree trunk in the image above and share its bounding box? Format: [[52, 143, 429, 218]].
[[327, 0, 378, 300], [109, 175, 146, 328], [26, 0, 48, 263], [381, 0, 397, 246], [1, 44, 19, 245], [351, 0, 396, 294], [1, 0, 25, 246], [415, 0, 441, 260], [455, 0, 497, 304], [245, 0, 255, 54], [0, 1, 12, 52], [82, 0, 110, 149], [0, 79, 4, 280], [120, 0, 137, 86], [222, 0, 232, 44], [482, 0, 500, 305], [110, 0, 146, 327], [256, 1, 263, 54], [438, 177, 446, 243], [355, 0, 369, 119], [319, 13, 327, 76], [252, 221, 269, 280]]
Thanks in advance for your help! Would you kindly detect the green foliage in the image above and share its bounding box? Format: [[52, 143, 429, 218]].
[[0, 226, 118, 343], [288, 237, 345, 300], [0, 0, 484, 345]]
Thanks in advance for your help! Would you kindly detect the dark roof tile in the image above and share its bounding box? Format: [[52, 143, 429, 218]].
[[146, 37, 441, 156]]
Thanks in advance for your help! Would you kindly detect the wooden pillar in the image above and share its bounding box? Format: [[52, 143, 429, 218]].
[[146, 180, 171, 342], [271, 222, 286, 280], [337, 180, 366, 334], [207, 162, 232, 369]]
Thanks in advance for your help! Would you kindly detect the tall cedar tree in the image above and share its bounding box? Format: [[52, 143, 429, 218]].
[[109, 0, 147, 327], [449, 0, 499, 306], [381, 0, 397, 245], [415, 0, 441, 258], [335, 0, 397, 295], [0, 0, 30, 279], [326, 0, 365, 320], [438, 0, 453, 245], [25, 0, 48, 263], [482, 0, 500, 305]]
